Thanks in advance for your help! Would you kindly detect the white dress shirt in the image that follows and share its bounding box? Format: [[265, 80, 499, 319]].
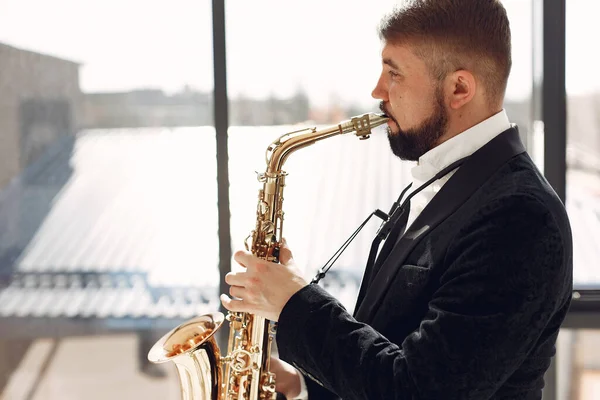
[[293, 109, 511, 400], [406, 109, 511, 228]]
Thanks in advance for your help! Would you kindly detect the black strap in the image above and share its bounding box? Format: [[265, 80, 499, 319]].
[[354, 156, 471, 305], [364, 200, 411, 286], [310, 208, 388, 285], [311, 155, 470, 286]]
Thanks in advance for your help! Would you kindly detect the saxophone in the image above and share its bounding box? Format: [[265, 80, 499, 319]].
[[147, 112, 389, 400]]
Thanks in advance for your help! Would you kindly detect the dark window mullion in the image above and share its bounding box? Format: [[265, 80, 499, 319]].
[[212, 0, 231, 338], [542, 0, 567, 202]]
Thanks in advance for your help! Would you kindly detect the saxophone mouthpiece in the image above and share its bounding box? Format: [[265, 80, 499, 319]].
[[346, 112, 390, 140]]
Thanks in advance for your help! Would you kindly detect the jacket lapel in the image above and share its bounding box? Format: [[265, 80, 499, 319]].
[[354, 127, 526, 323]]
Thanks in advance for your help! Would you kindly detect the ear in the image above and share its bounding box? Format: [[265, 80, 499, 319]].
[[444, 70, 477, 110]]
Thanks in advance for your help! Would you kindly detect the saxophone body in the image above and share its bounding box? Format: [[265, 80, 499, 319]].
[[147, 113, 389, 400]]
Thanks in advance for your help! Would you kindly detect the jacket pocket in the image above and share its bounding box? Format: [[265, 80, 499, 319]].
[[374, 264, 434, 335]]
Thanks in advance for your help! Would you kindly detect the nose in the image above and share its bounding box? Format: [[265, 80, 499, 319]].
[[371, 73, 388, 101]]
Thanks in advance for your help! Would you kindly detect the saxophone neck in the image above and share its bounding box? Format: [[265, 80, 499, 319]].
[[265, 113, 388, 174]]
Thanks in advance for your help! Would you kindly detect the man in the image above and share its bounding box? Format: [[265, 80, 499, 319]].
[[221, 1, 573, 399]]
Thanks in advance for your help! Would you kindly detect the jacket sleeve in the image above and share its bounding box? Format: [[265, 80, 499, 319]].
[[275, 195, 572, 400]]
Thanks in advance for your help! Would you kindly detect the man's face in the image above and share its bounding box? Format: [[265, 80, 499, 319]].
[[372, 42, 449, 161]]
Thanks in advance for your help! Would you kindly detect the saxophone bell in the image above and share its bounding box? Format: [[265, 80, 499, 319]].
[[148, 313, 224, 400]]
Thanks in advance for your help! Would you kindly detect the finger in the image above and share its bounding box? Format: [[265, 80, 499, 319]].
[[229, 285, 247, 299], [268, 356, 284, 373], [233, 250, 254, 268], [279, 239, 294, 265], [225, 271, 248, 286], [220, 294, 252, 313]]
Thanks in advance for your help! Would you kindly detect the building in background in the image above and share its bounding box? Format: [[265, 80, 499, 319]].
[[82, 87, 310, 129], [83, 87, 213, 129], [0, 42, 82, 191]]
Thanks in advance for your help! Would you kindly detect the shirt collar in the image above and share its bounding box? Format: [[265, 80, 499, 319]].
[[411, 109, 511, 182]]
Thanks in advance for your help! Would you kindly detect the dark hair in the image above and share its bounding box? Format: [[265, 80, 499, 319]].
[[378, 0, 512, 105]]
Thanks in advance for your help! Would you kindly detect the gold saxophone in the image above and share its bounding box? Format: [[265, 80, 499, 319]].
[[147, 112, 389, 400]]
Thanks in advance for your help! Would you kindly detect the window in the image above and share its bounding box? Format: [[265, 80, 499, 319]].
[[503, 0, 535, 160], [225, 0, 535, 312], [0, 1, 216, 398], [226, 0, 406, 313], [566, 0, 600, 289]]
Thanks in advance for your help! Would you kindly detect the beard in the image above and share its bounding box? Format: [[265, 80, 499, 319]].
[[381, 88, 448, 162]]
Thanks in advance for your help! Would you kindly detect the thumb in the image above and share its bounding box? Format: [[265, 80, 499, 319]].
[[278, 238, 294, 265]]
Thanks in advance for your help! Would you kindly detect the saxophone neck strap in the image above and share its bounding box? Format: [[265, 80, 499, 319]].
[[310, 155, 470, 285]]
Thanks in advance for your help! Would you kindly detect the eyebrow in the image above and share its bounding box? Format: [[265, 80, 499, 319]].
[[383, 58, 401, 70]]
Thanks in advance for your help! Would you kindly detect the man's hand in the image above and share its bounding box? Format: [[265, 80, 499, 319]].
[[270, 357, 303, 399], [220, 240, 308, 322]]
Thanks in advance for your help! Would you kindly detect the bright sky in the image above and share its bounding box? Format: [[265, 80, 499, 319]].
[[0, 0, 598, 107]]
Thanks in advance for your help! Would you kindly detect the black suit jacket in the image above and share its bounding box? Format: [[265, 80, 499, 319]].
[[276, 127, 573, 400]]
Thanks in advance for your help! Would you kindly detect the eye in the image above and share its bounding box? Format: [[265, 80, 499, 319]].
[[388, 70, 401, 79]]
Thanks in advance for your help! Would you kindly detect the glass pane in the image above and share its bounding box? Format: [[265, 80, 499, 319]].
[[0, 1, 215, 398], [226, 0, 534, 312], [566, 0, 600, 289], [503, 0, 536, 162], [502, 0, 544, 170], [557, 329, 600, 400], [226, 0, 401, 314]]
